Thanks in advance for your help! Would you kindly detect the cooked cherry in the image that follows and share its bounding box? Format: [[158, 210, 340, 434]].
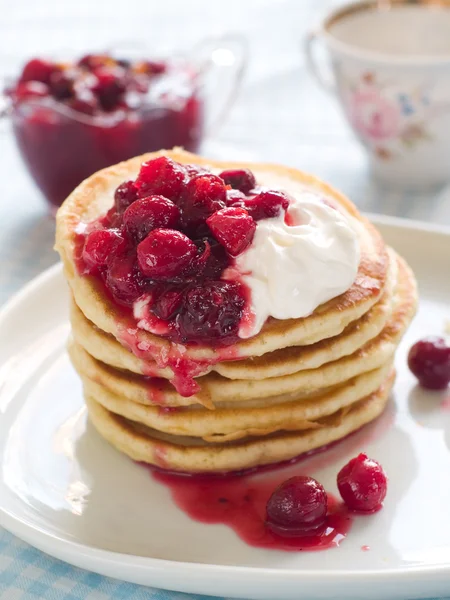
[[266, 476, 328, 537], [93, 66, 127, 110], [116, 58, 131, 69], [226, 189, 246, 207], [135, 157, 187, 200], [219, 168, 256, 194], [49, 69, 75, 100], [244, 190, 290, 221], [337, 453, 387, 512], [14, 81, 49, 101], [82, 229, 124, 273], [185, 164, 207, 178], [145, 60, 167, 75], [20, 58, 55, 85], [106, 252, 146, 304], [175, 281, 244, 342], [207, 207, 256, 256], [114, 181, 138, 213], [123, 195, 180, 242], [137, 228, 197, 279], [152, 288, 183, 320], [69, 90, 98, 115], [182, 174, 227, 225], [408, 337, 450, 390], [78, 54, 112, 71]]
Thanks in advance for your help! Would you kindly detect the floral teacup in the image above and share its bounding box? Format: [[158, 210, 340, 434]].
[[305, 0, 450, 189]]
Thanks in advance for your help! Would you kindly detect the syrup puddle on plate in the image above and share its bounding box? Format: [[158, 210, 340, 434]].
[[152, 468, 352, 552], [147, 406, 394, 552]]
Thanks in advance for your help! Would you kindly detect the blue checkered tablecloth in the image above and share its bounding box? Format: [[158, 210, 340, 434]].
[[0, 530, 227, 600], [2, 1, 450, 598]]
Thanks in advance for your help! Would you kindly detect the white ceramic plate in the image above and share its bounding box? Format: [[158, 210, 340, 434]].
[[1, 215, 450, 600]]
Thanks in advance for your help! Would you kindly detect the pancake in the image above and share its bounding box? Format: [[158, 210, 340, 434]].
[[85, 371, 395, 473], [55, 148, 390, 370], [68, 253, 416, 409], [79, 361, 392, 442], [69, 248, 398, 381]]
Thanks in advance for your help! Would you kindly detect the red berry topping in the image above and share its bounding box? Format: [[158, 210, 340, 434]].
[[69, 90, 99, 115], [82, 229, 124, 273], [20, 58, 55, 85], [144, 60, 167, 75], [175, 281, 244, 343], [123, 196, 180, 242], [337, 453, 387, 513], [14, 81, 49, 101], [152, 288, 183, 320], [207, 207, 256, 256], [137, 229, 196, 279], [78, 54, 112, 71], [93, 67, 127, 111], [244, 190, 290, 221], [114, 180, 138, 213], [266, 476, 328, 537], [226, 189, 246, 207], [106, 253, 145, 304], [49, 69, 75, 100], [219, 168, 256, 194], [185, 164, 207, 178], [182, 174, 227, 225], [408, 337, 450, 390], [135, 157, 187, 200]]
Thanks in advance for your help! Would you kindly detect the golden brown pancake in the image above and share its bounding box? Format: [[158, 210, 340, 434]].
[[85, 372, 395, 473], [55, 149, 417, 473], [69, 248, 398, 381], [68, 253, 416, 409], [56, 148, 390, 369]]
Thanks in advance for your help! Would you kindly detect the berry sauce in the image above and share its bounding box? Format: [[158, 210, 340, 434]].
[[147, 407, 393, 552], [6, 55, 204, 209], [74, 157, 292, 396], [153, 468, 351, 552]]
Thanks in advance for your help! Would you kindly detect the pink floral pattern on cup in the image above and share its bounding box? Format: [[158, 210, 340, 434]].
[[349, 88, 401, 141], [339, 71, 435, 160]]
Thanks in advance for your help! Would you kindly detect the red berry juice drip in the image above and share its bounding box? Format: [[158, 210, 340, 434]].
[[153, 469, 351, 552], [148, 404, 394, 552]]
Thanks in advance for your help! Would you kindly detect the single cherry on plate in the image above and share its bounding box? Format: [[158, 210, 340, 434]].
[[337, 453, 387, 513], [408, 336, 450, 390], [265, 476, 328, 537]]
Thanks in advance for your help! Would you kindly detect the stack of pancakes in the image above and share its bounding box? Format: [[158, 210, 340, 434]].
[[56, 149, 417, 473]]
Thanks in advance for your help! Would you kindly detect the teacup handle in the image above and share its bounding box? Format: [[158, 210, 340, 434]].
[[304, 30, 336, 94], [191, 35, 248, 136]]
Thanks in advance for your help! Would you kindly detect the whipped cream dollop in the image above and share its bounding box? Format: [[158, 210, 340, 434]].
[[228, 192, 360, 339]]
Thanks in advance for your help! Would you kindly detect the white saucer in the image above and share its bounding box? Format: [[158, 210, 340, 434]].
[[1, 215, 450, 600]]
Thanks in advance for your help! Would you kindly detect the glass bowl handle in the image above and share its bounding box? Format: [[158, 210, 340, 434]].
[[0, 90, 12, 134], [191, 34, 248, 137]]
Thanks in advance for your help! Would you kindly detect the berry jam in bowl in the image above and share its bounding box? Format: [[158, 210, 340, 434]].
[[2, 38, 246, 213]]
